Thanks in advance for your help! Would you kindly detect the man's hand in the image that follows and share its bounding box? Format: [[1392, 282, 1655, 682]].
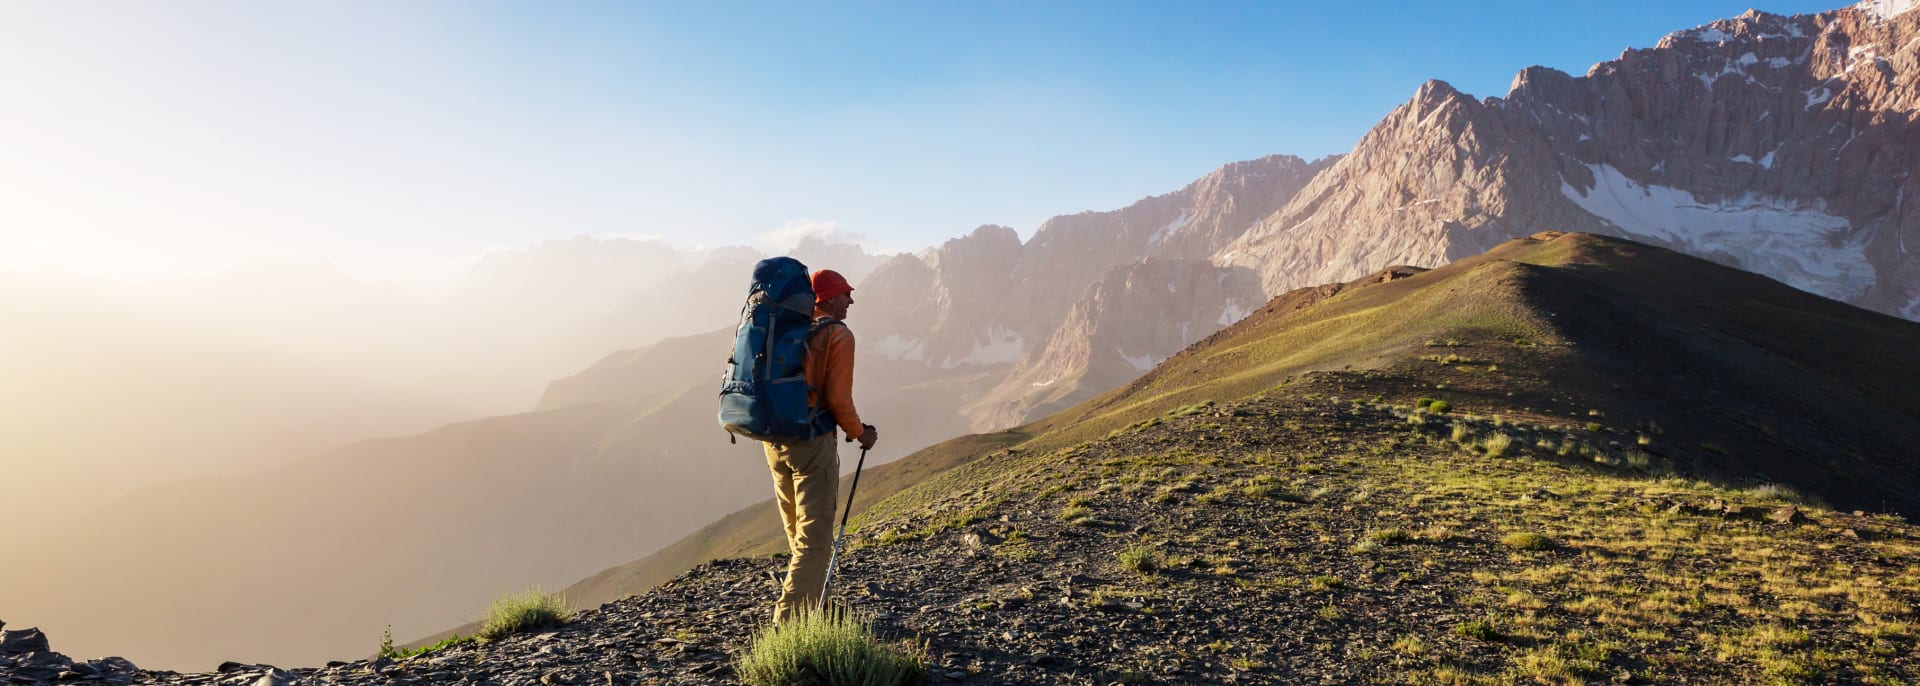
[[856, 424, 878, 450]]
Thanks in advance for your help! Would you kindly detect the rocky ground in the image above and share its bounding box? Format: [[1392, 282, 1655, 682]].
[[7, 385, 1918, 685]]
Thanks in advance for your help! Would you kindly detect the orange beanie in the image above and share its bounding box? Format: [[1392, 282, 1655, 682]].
[[812, 269, 854, 303]]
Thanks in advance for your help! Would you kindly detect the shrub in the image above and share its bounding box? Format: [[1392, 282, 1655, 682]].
[[1501, 533, 1556, 551], [1428, 400, 1453, 414], [736, 609, 926, 686], [479, 588, 572, 640], [1450, 422, 1471, 442]]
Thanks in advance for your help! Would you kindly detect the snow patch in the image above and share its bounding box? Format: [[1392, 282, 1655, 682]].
[[1857, 0, 1919, 22], [1560, 163, 1874, 302], [1144, 210, 1191, 252], [1847, 44, 1885, 71], [1759, 148, 1779, 169], [1804, 86, 1832, 109], [1905, 291, 1920, 320], [1696, 56, 1774, 91], [1766, 57, 1794, 68], [1688, 27, 1735, 43], [1730, 154, 1755, 164]]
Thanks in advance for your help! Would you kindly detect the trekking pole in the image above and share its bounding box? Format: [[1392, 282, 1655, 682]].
[[819, 447, 869, 611]]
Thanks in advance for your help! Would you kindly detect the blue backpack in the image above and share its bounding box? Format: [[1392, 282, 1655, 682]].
[[718, 257, 836, 444]]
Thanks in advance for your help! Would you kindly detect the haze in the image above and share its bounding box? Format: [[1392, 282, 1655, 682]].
[[0, 0, 1848, 672]]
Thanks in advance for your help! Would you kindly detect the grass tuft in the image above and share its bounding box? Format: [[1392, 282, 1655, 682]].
[[379, 626, 471, 660], [736, 608, 926, 686], [1500, 532, 1556, 551], [478, 588, 572, 640], [1482, 432, 1513, 457], [1117, 545, 1163, 575], [1366, 528, 1413, 544]]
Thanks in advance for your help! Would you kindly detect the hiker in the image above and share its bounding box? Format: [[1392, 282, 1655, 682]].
[[762, 268, 877, 623]]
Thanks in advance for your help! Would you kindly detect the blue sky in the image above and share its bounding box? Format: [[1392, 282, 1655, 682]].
[[0, 0, 1845, 289]]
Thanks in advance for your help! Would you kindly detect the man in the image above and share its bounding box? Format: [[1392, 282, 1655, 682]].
[[762, 268, 878, 623]]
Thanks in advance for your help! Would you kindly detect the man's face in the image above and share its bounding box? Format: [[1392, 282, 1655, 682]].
[[821, 292, 854, 320]]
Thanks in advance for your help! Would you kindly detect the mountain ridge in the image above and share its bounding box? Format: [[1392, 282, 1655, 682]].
[[13, 0, 1920, 671], [14, 231, 1920, 684]]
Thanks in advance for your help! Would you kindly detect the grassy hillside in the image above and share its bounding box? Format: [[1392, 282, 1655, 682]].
[[357, 229, 1920, 683], [546, 232, 1920, 620], [803, 389, 1919, 684], [50, 231, 1918, 683], [72, 374, 1919, 684]]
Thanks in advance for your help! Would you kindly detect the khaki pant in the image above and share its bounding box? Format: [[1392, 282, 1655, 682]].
[[763, 434, 840, 623]]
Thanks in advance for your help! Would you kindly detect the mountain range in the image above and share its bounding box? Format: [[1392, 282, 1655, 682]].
[[4, 0, 1918, 672], [13, 230, 1920, 684]]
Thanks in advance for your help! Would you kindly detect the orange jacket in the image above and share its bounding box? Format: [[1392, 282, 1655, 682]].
[[805, 314, 863, 439]]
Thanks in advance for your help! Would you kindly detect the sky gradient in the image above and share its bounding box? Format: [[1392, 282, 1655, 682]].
[[0, 0, 1845, 291]]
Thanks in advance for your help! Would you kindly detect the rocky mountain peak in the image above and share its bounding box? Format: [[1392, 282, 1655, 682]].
[[924, 225, 1022, 271], [1219, 1, 1920, 320], [1412, 78, 1466, 105]]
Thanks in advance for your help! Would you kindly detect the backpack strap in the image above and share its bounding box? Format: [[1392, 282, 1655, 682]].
[[809, 316, 844, 333], [804, 316, 847, 437]]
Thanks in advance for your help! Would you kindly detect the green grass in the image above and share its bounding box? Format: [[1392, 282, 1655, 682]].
[[1453, 618, 1502, 642], [378, 626, 471, 660], [1309, 575, 1345, 592], [1117, 545, 1162, 575], [1482, 432, 1513, 457], [735, 608, 926, 686], [478, 588, 573, 640], [1365, 528, 1413, 544], [1500, 532, 1556, 551], [1167, 400, 1217, 417]]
